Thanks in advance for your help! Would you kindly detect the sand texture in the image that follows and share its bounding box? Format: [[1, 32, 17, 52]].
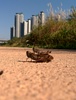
[[0, 47, 76, 100]]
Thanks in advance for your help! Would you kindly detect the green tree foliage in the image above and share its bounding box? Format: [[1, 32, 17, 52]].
[[68, 7, 76, 21]]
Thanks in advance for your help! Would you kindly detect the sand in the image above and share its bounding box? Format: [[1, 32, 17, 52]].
[[0, 47, 76, 100]]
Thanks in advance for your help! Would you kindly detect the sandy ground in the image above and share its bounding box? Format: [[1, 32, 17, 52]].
[[0, 47, 76, 100]]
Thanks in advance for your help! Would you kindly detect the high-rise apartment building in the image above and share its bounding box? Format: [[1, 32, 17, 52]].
[[39, 11, 45, 25], [27, 19, 31, 33], [10, 26, 15, 39], [23, 21, 28, 35], [15, 13, 24, 38], [31, 15, 38, 30]]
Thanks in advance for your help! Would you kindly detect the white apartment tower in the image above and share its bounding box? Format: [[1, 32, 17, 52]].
[[23, 21, 28, 35], [15, 13, 24, 38], [27, 19, 31, 33], [57, 14, 61, 21], [39, 11, 45, 25], [31, 15, 38, 29]]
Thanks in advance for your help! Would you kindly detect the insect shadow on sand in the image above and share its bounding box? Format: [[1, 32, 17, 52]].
[[17, 60, 38, 63]]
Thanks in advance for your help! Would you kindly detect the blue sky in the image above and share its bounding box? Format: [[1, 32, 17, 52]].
[[0, 0, 76, 40]]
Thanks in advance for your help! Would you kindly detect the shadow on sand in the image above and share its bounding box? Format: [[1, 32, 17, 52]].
[[17, 60, 38, 63], [17, 60, 50, 63]]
